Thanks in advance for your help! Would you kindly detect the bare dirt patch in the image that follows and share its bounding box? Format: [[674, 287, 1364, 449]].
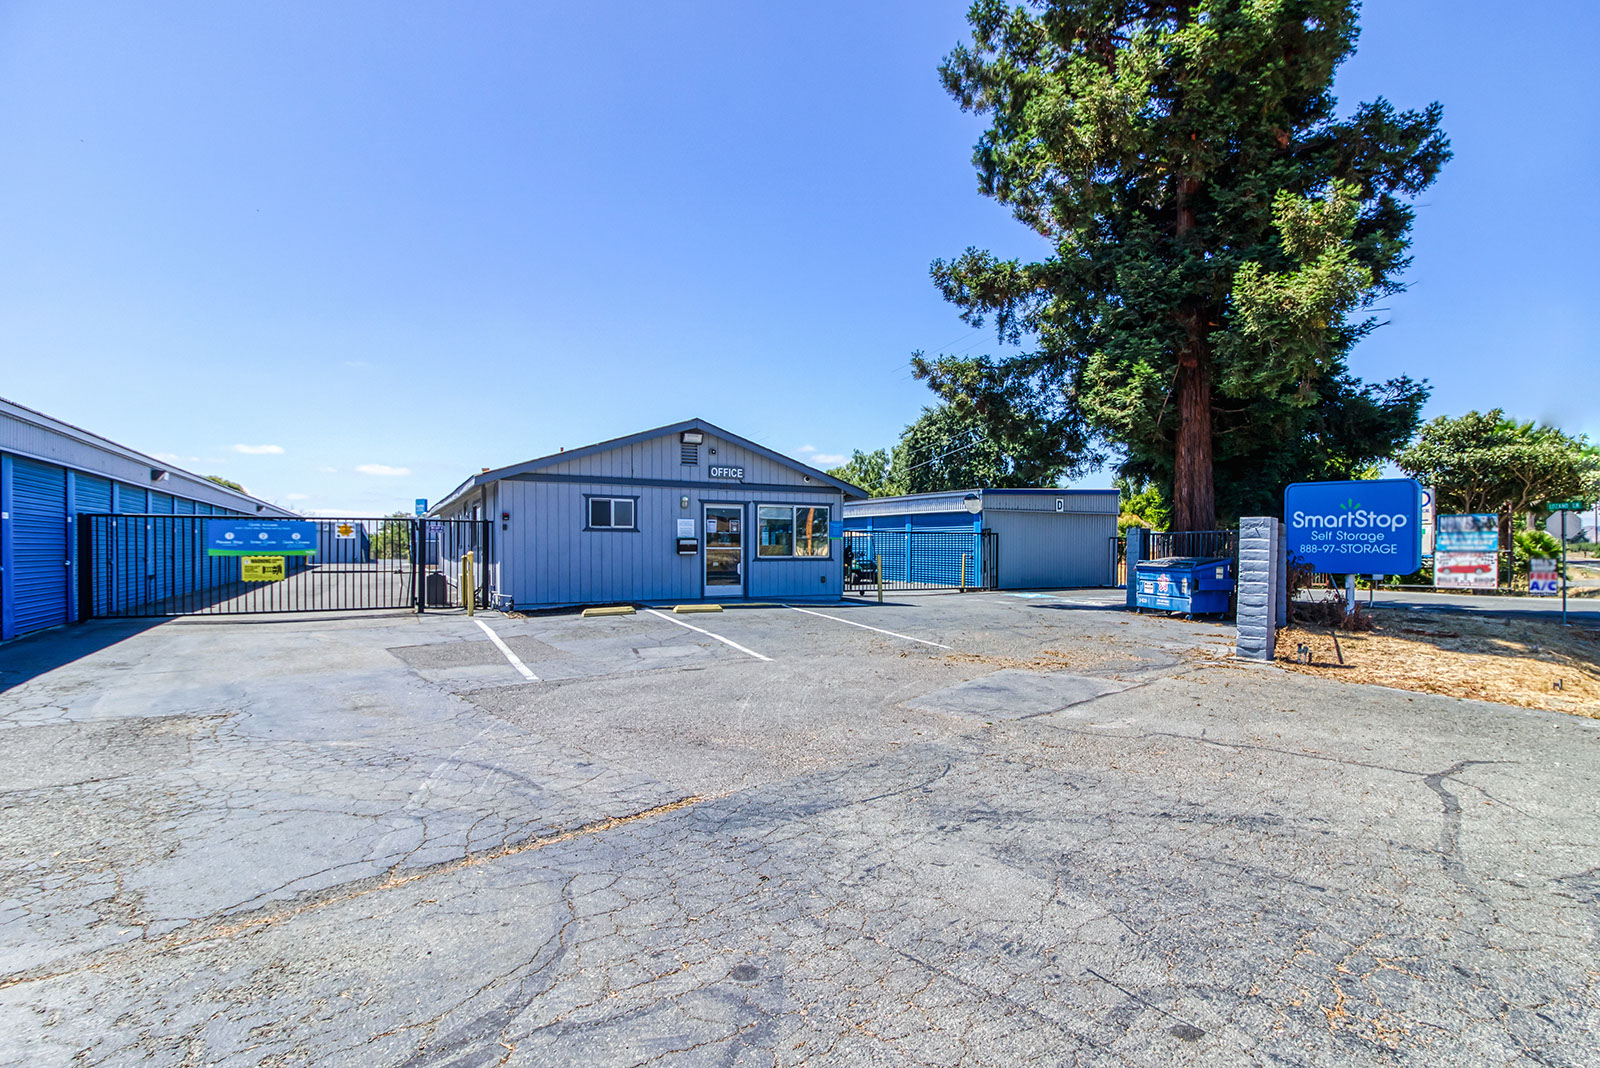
[[1274, 609, 1600, 717], [942, 640, 1152, 675]]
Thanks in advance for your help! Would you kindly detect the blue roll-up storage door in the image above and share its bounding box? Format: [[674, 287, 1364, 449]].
[[116, 484, 147, 513], [73, 476, 113, 620], [75, 475, 113, 514], [10, 458, 70, 635]]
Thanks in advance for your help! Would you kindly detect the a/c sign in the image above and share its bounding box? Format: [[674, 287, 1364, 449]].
[[1284, 478, 1422, 576]]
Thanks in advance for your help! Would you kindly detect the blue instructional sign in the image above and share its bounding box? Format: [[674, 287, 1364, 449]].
[[1284, 479, 1422, 575], [415, 498, 428, 516], [1435, 513, 1499, 552], [206, 519, 319, 556]]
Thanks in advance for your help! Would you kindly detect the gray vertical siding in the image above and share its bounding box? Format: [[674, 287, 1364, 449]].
[[488, 431, 844, 608], [982, 489, 1120, 515], [985, 510, 1117, 588]]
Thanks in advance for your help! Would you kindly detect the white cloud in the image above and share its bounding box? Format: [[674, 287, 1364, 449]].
[[152, 451, 180, 463], [810, 453, 847, 466], [318, 466, 337, 473], [796, 444, 818, 454], [284, 493, 309, 501], [355, 463, 411, 477], [233, 444, 285, 455], [343, 359, 373, 369]]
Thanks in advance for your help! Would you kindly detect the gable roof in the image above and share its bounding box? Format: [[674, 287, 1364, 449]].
[[430, 418, 868, 513]]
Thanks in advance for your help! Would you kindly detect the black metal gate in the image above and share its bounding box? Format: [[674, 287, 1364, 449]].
[[78, 515, 492, 618], [842, 530, 997, 594]]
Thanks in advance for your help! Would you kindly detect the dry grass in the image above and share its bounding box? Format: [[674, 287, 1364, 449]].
[[1275, 609, 1600, 717]]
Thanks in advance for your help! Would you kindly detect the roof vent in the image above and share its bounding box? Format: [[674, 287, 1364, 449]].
[[681, 442, 698, 465]]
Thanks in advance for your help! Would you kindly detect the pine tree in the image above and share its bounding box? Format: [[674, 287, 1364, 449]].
[[921, 0, 1448, 529]]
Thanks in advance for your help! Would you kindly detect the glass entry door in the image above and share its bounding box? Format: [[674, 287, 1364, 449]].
[[703, 505, 743, 597]]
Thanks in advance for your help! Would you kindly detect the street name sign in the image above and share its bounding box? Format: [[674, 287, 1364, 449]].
[[1548, 499, 1587, 511], [206, 519, 318, 556], [1283, 478, 1422, 575]]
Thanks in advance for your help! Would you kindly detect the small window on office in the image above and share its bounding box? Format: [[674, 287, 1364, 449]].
[[587, 497, 635, 530], [795, 505, 831, 557], [758, 506, 793, 556]]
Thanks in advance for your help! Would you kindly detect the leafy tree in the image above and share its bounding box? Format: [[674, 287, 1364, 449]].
[[1512, 528, 1563, 581], [371, 512, 413, 560], [888, 401, 1079, 495], [919, 0, 1449, 530], [827, 448, 896, 497], [1396, 411, 1600, 524], [1114, 474, 1170, 533], [205, 475, 245, 493]]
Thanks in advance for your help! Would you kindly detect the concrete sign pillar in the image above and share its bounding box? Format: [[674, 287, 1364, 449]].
[[1237, 516, 1282, 661], [1276, 520, 1288, 628]]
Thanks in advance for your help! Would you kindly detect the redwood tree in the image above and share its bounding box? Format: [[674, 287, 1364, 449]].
[[919, 0, 1448, 529]]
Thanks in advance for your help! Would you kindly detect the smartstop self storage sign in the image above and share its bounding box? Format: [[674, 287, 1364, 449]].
[[1284, 478, 1422, 576]]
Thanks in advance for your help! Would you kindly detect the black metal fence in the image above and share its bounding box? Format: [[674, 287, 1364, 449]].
[[79, 515, 491, 618], [1147, 529, 1238, 560], [842, 530, 997, 594], [1111, 529, 1240, 588]]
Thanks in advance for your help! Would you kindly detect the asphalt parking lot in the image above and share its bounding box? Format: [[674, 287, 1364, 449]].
[[1, 591, 1597, 1066]]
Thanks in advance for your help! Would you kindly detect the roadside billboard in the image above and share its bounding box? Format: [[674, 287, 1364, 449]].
[[1435, 513, 1499, 552], [1435, 551, 1497, 590], [1529, 559, 1560, 596]]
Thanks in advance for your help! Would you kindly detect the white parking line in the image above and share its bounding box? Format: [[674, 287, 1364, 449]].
[[644, 609, 773, 662], [784, 605, 952, 650], [474, 619, 540, 680]]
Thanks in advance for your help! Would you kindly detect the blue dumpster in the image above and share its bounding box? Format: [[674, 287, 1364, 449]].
[[1133, 557, 1233, 617]]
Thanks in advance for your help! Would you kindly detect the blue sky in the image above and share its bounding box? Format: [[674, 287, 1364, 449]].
[[2, 2, 1595, 513]]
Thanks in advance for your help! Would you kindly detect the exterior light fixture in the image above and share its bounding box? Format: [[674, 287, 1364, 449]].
[[150, 468, 170, 482], [681, 431, 704, 445]]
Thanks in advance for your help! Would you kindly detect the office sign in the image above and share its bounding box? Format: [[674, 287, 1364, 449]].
[[206, 519, 318, 556], [240, 556, 286, 582], [1435, 513, 1499, 552], [1283, 479, 1422, 575], [708, 465, 745, 480]]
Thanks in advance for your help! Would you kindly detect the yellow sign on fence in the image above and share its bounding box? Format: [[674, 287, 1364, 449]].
[[241, 556, 286, 582]]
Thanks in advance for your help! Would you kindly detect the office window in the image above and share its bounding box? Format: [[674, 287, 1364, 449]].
[[586, 496, 636, 530], [757, 505, 830, 558], [795, 505, 830, 557], [757, 506, 793, 556]]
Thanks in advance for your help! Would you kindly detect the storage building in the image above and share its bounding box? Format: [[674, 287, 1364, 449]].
[[1, 396, 298, 641], [428, 419, 866, 609], [843, 487, 1120, 589]]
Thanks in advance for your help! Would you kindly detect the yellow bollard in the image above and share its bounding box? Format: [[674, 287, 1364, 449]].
[[960, 553, 968, 593], [877, 555, 883, 604], [462, 551, 474, 616]]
